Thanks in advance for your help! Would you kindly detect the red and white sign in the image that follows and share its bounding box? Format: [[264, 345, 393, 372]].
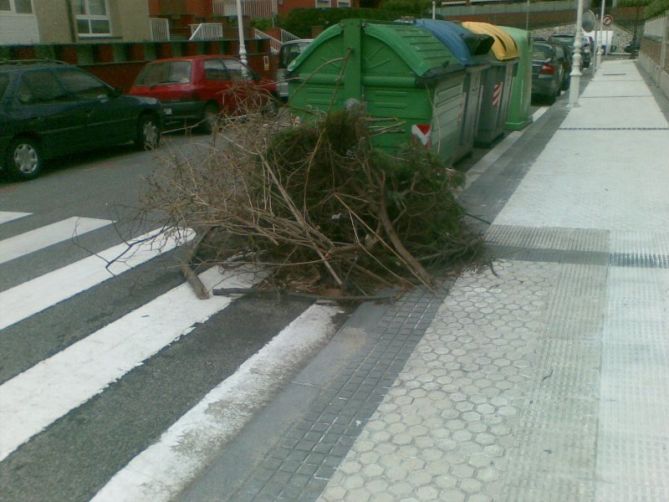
[[603, 14, 613, 26], [411, 124, 432, 147], [492, 82, 503, 107]]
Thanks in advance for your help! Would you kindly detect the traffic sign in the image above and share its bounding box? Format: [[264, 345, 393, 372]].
[[603, 14, 613, 26]]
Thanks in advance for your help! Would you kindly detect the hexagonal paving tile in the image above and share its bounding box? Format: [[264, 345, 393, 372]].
[[318, 262, 557, 502]]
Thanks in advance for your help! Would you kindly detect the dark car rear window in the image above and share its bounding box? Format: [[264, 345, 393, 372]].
[[17, 70, 68, 104], [135, 61, 192, 86], [533, 45, 554, 60], [0, 74, 8, 99], [57, 68, 110, 99]]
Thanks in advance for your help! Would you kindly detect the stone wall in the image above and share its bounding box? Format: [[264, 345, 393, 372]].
[[532, 23, 634, 53], [638, 14, 669, 101]]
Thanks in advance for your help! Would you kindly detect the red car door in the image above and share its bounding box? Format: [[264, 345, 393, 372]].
[[200, 58, 233, 111], [221, 59, 270, 114]]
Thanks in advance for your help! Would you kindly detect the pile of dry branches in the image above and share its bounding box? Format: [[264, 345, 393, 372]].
[[143, 95, 482, 299]]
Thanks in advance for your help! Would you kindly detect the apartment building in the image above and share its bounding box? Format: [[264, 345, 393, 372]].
[[0, 0, 151, 45], [150, 0, 358, 35]]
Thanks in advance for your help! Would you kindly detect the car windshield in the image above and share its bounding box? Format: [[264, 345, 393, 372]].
[[0, 74, 8, 99], [279, 41, 311, 68], [135, 61, 192, 86]]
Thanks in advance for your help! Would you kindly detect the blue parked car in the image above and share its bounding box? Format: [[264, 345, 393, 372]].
[[0, 60, 162, 180]]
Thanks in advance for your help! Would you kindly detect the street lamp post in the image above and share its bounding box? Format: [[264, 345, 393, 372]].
[[596, 0, 606, 70], [235, 0, 248, 67], [568, 0, 584, 106]]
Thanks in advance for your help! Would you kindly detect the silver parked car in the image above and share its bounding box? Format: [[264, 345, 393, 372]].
[[276, 39, 313, 101]]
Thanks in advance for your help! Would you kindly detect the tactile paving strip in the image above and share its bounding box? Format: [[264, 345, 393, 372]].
[[559, 127, 669, 130], [486, 225, 609, 253], [595, 265, 669, 500], [500, 263, 607, 501]]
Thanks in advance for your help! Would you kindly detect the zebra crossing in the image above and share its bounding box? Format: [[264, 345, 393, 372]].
[[0, 210, 341, 501]]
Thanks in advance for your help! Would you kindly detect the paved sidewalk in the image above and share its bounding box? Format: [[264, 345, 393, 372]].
[[318, 59, 669, 501]]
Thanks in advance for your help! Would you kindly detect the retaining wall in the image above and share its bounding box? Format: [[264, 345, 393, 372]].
[[639, 14, 669, 101], [0, 38, 276, 92]]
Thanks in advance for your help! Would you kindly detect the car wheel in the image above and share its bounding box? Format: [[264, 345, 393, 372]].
[[7, 138, 42, 180], [198, 103, 219, 134], [136, 115, 160, 150]]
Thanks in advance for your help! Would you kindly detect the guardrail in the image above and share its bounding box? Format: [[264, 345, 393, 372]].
[[254, 28, 282, 54]]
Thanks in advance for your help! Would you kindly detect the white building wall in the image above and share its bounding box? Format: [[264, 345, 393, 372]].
[[0, 12, 40, 44]]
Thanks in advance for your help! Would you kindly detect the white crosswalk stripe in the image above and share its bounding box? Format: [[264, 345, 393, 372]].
[[0, 216, 112, 265], [0, 265, 263, 462], [0, 228, 194, 331], [0, 211, 31, 225], [0, 210, 338, 500], [92, 304, 340, 502]]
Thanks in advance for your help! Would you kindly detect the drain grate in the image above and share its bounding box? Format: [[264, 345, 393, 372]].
[[609, 252, 669, 269], [559, 127, 669, 131], [603, 73, 627, 76]]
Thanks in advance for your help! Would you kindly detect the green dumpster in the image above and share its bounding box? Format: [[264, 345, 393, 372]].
[[499, 26, 532, 131], [415, 19, 493, 161], [288, 19, 467, 165], [462, 22, 518, 146]]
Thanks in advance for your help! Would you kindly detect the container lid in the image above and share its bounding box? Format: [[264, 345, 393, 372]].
[[414, 19, 493, 66], [498, 26, 531, 49], [462, 21, 519, 61], [364, 22, 464, 77], [289, 20, 463, 78], [288, 23, 342, 73]]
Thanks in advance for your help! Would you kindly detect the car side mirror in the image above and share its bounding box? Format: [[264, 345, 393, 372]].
[[110, 87, 122, 98]]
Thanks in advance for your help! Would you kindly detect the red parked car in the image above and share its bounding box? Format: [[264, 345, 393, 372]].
[[129, 55, 277, 133]]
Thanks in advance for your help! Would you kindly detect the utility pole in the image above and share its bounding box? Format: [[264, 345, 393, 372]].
[[569, 0, 585, 106], [235, 0, 248, 67], [596, 0, 606, 70]]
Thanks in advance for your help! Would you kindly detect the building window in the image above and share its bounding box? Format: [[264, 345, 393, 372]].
[[75, 0, 111, 36], [337, 0, 351, 6], [315, 0, 331, 7], [0, 0, 33, 14]]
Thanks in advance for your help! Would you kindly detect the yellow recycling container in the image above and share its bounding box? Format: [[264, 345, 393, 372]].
[[462, 21, 519, 145]]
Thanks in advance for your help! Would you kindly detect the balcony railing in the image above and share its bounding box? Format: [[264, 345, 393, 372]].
[[279, 28, 299, 42], [212, 0, 277, 19], [149, 18, 170, 41], [189, 23, 224, 41]]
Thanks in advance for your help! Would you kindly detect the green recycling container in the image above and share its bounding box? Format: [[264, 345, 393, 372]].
[[462, 22, 518, 146], [288, 19, 467, 165], [499, 26, 532, 131]]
